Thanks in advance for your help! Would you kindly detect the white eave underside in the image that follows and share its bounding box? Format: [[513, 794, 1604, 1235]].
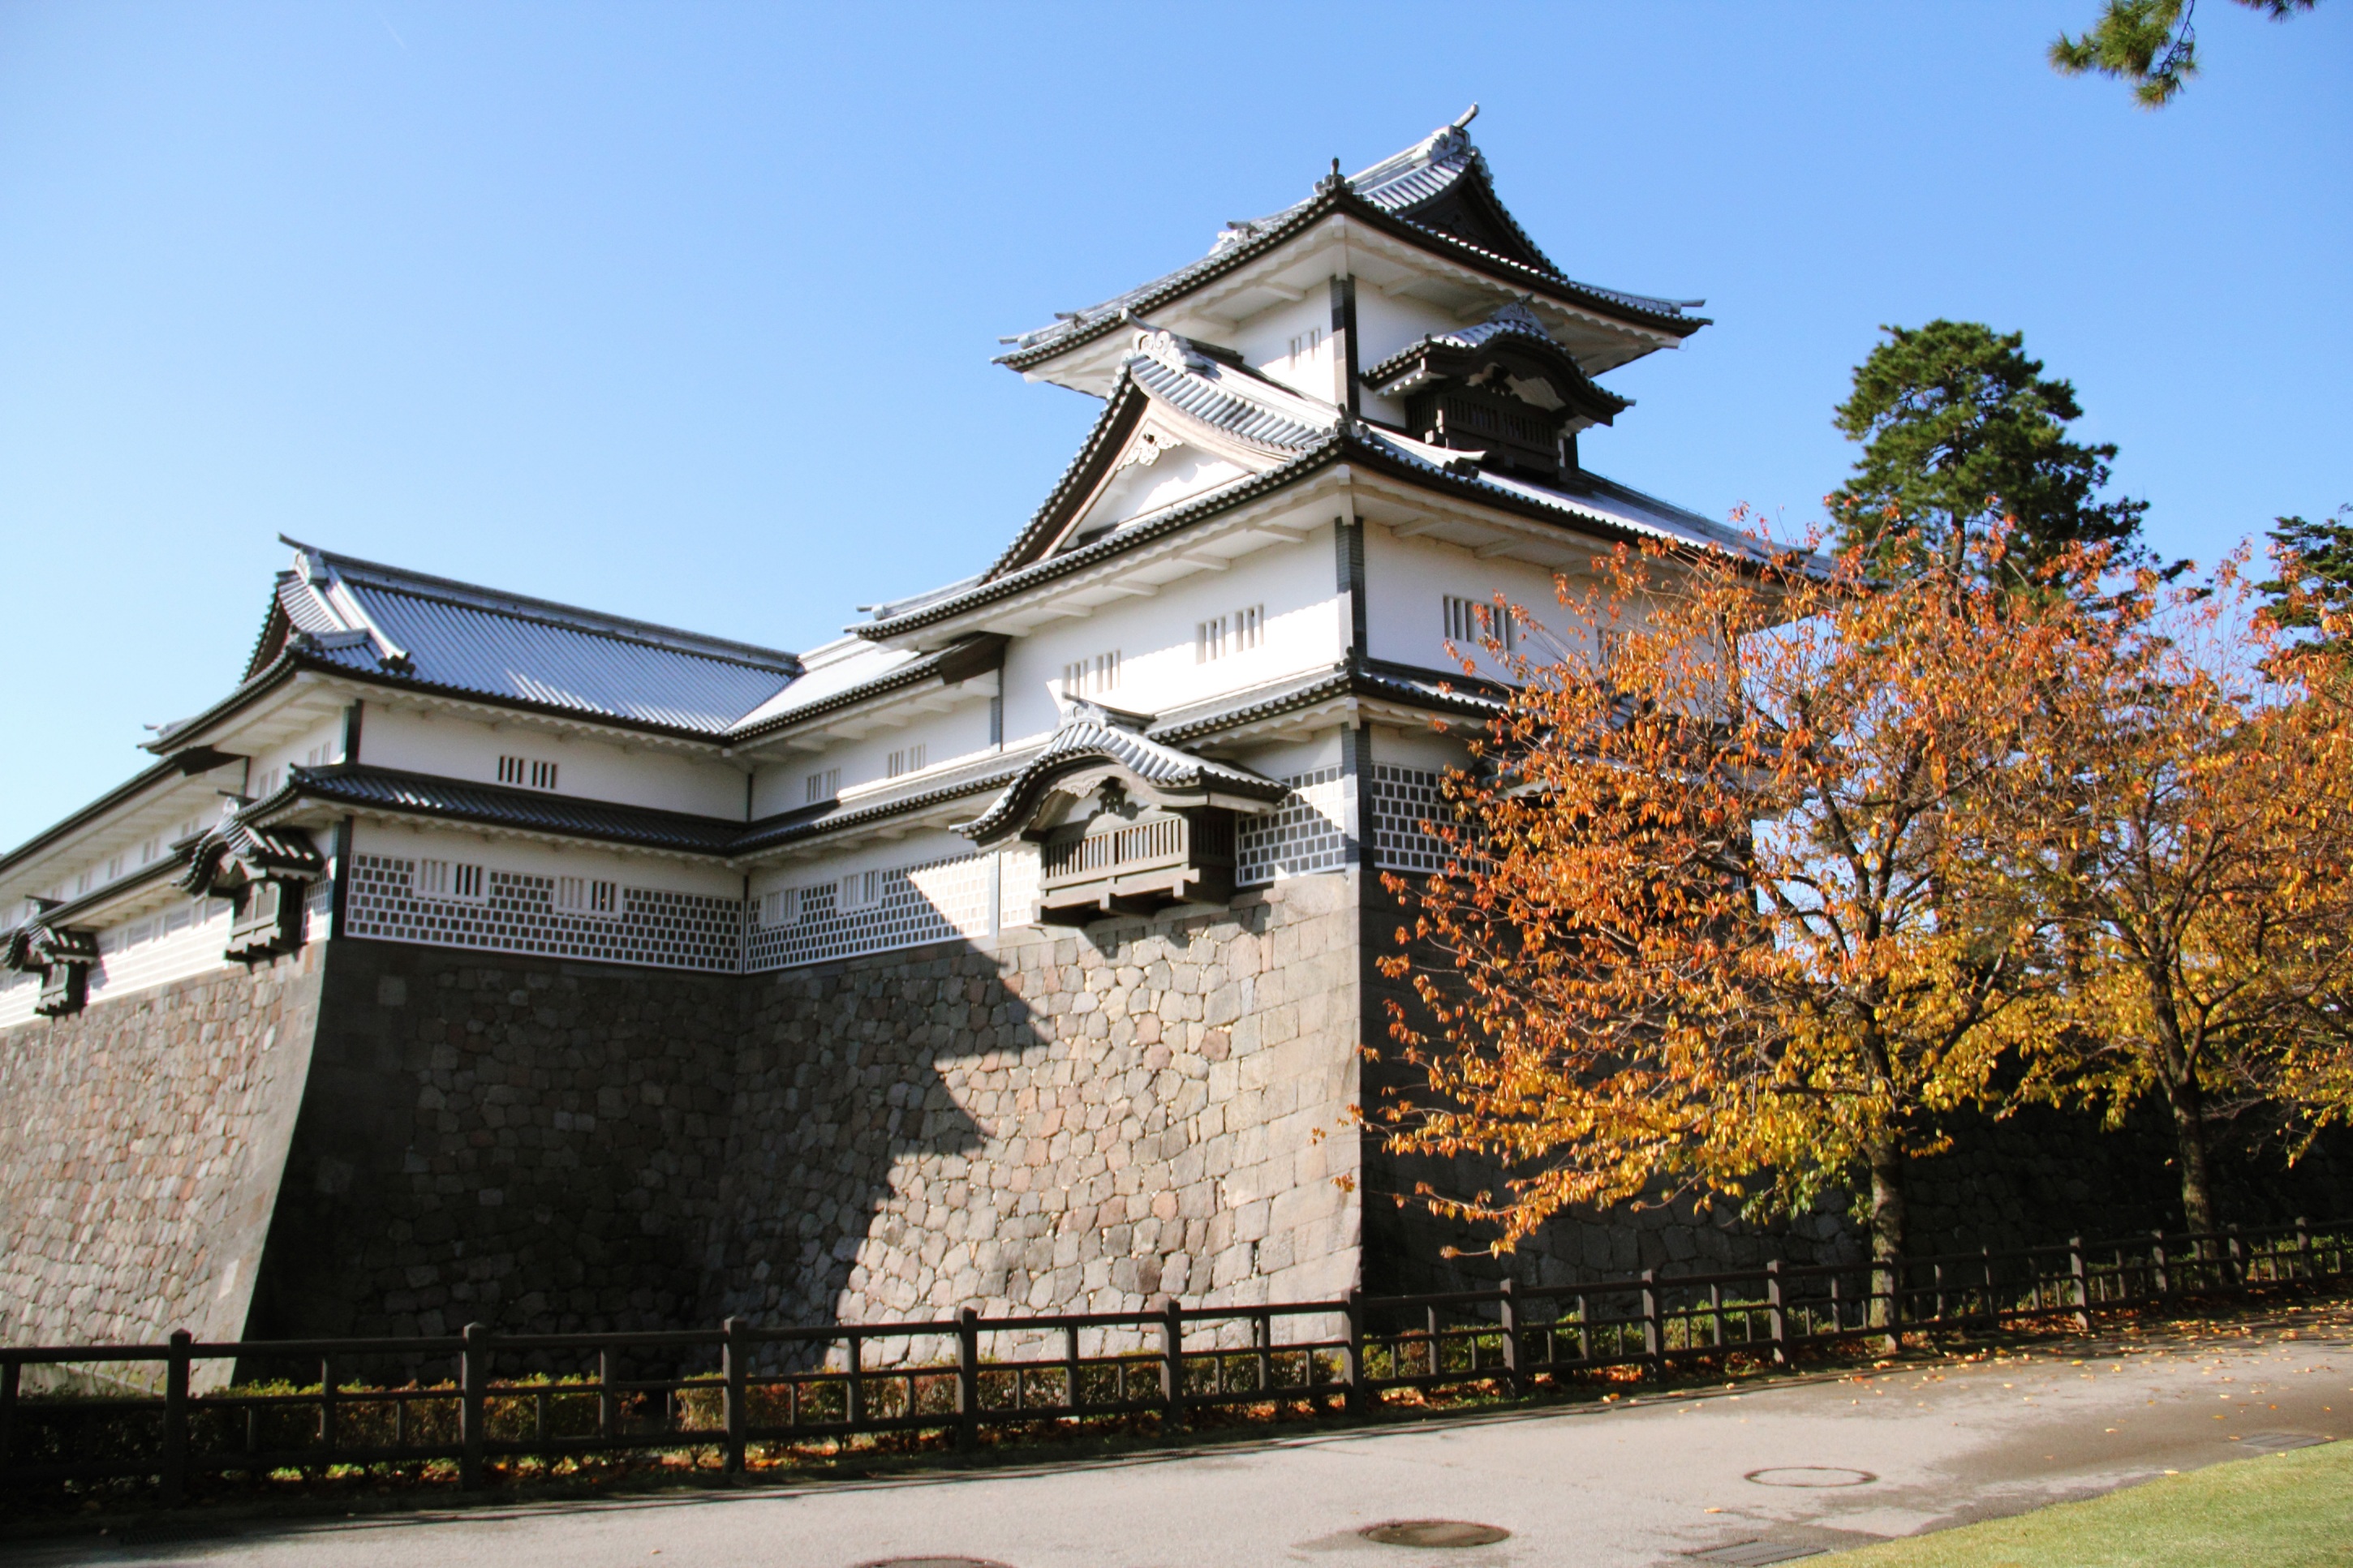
[[1021, 216, 1684, 398]]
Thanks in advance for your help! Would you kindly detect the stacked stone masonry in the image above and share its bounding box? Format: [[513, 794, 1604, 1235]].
[[0, 872, 1363, 1362], [0, 947, 324, 1385], [7, 863, 2345, 1363]]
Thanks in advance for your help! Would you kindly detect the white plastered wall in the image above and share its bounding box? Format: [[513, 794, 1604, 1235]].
[[998, 526, 1344, 746], [359, 705, 746, 818], [749, 698, 997, 820], [1363, 523, 1611, 677], [1231, 294, 1340, 402], [349, 818, 739, 902]]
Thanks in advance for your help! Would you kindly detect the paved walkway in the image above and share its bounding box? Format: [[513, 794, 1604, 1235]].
[[10, 1311, 2349, 1567]]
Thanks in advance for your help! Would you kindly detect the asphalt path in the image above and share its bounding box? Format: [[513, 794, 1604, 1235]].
[[10, 1312, 2349, 1568]]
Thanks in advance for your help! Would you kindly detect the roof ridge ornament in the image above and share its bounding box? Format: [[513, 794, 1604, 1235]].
[[1127, 318, 1213, 375], [1314, 157, 1350, 197], [1052, 692, 1154, 732]]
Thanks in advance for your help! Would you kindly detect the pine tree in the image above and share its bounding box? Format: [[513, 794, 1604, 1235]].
[[1830, 320, 2149, 583], [2052, 1, 2321, 109], [2261, 506, 2353, 652]]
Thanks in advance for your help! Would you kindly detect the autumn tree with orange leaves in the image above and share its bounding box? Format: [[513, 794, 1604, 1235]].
[[1375, 537, 2353, 1268], [1374, 539, 2076, 1269], [1984, 559, 2353, 1234]]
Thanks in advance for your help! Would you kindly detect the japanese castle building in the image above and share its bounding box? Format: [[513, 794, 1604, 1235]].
[[1, 114, 1750, 1353]]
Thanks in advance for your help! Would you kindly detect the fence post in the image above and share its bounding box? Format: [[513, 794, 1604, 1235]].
[[161, 1330, 191, 1507], [2069, 1237, 2091, 1331], [1765, 1261, 1787, 1366], [956, 1306, 981, 1452], [1344, 1287, 1369, 1416], [0, 1354, 16, 1477], [2295, 1216, 2312, 1282], [721, 1316, 747, 1476], [319, 1352, 338, 1458], [1158, 1296, 1186, 1429], [1641, 1269, 1663, 1383], [459, 1321, 488, 1491], [2149, 1231, 2170, 1298], [1497, 1279, 1524, 1398], [2226, 1226, 2246, 1291], [597, 1349, 616, 1439]]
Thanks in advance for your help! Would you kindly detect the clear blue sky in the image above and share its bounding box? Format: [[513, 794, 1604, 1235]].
[[2, 2, 2346, 848]]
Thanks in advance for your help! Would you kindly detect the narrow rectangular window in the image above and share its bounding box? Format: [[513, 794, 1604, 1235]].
[[416, 859, 450, 896], [75, 870, 92, 895], [557, 874, 584, 912], [1236, 604, 1264, 652], [305, 743, 334, 767], [1062, 651, 1121, 697], [140, 836, 161, 864], [887, 743, 927, 778], [105, 855, 125, 881], [1443, 595, 1516, 653], [590, 879, 616, 914], [451, 863, 484, 900], [498, 755, 525, 784], [1197, 616, 1228, 663], [531, 759, 558, 790], [839, 869, 882, 911], [806, 767, 840, 803], [1598, 626, 1628, 679], [252, 766, 282, 799]]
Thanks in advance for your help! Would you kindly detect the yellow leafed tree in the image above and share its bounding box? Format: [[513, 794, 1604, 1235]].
[[1373, 537, 2084, 1269]]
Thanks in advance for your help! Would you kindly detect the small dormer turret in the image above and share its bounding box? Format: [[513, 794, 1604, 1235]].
[[1361, 302, 1634, 480]]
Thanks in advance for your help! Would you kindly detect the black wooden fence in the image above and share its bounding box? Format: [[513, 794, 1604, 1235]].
[[4, 1216, 2346, 1501]]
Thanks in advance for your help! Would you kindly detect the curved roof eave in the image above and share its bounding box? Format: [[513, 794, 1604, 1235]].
[[996, 192, 1709, 377]]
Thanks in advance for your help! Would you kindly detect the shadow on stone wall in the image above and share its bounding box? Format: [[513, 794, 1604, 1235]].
[[712, 880, 1364, 1368], [242, 941, 758, 1374]]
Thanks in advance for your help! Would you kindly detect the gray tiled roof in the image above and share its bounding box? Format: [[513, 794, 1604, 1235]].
[[958, 707, 1289, 846], [997, 120, 1704, 372], [190, 541, 806, 741], [1125, 334, 1336, 453], [1359, 300, 1634, 415], [270, 763, 746, 855]]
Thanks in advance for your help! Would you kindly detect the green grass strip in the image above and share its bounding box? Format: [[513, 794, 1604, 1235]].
[[1814, 1441, 2352, 1567]]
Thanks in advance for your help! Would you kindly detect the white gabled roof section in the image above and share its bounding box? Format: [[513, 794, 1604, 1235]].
[[1040, 330, 1340, 553]]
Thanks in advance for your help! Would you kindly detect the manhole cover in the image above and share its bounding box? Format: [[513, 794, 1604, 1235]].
[[1361, 1520, 1513, 1548], [1689, 1545, 1826, 1566], [1744, 1467, 1876, 1489], [2239, 1432, 2332, 1453]]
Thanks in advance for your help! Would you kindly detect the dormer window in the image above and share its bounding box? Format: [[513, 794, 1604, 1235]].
[[1360, 303, 1632, 482]]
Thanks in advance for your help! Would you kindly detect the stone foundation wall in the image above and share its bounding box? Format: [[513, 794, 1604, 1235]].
[[0, 947, 324, 1379], [714, 873, 1364, 1357], [242, 942, 743, 1343]]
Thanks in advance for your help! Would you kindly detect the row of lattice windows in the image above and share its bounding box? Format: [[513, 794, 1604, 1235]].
[[337, 770, 1449, 974], [343, 854, 741, 973], [743, 852, 993, 973]]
